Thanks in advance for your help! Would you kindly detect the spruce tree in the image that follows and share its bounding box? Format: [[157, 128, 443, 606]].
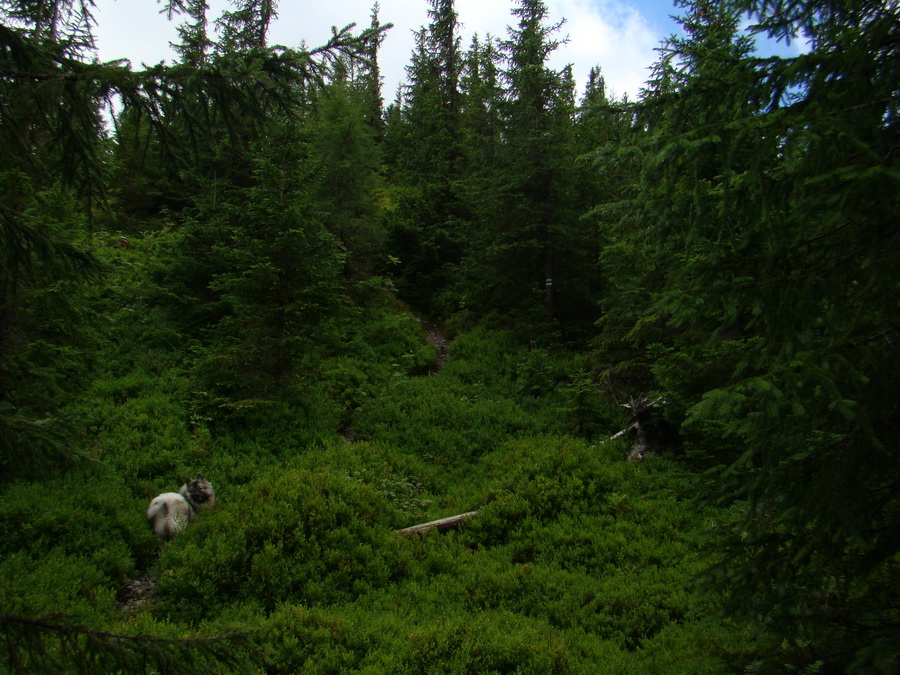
[[593, 0, 900, 668], [384, 0, 465, 310], [171, 0, 213, 67], [183, 125, 345, 402], [459, 34, 503, 175], [569, 66, 629, 336], [455, 32, 504, 307], [217, 0, 277, 51], [469, 0, 586, 328], [311, 76, 385, 280], [0, 0, 387, 465], [594, 0, 758, 390], [154, 3, 388, 405], [697, 1, 899, 668], [1, 0, 107, 474], [359, 2, 387, 135]]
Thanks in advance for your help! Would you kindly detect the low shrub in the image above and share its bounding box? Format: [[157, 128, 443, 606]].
[[0, 467, 155, 568], [465, 436, 628, 527], [151, 467, 412, 622], [1, 303, 760, 673], [78, 368, 195, 479], [0, 467, 154, 620], [254, 601, 631, 674], [0, 549, 120, 621], [291, 440, 437, 521], [354, 375, 543, 464]]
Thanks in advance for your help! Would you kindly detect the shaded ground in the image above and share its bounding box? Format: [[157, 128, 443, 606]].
[[118, 572, 156, 613], [416, 315, 450, 371]]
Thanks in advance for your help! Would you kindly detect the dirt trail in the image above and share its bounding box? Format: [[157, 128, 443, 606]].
[[416, 315, 451, 371], [118, 572, 156, 613]]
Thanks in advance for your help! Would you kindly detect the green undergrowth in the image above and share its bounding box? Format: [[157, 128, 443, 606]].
[[0, 467, 157, 622], [1, 272, 761, 672], [131, 437, 756, 673]]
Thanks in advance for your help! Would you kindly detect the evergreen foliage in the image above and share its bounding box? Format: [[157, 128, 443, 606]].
[[1, 613, 251, 675], [383, 0, 466, 309], [310, 78, 386, 281], [593, 0, 900, 668], [471, 0, 577, 319], [2, 0, 897, 671]]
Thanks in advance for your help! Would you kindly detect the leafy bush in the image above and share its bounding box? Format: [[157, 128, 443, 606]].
[[254, 601, 630, 674], [0, 550, 120, 621], [80, 368, 195, 478], [441, 324, 522, 390], [351, 306, 437, 376], [151, 467, 411, 621], [293, 440, 437, 520], [0, 468, 154, 619], [353, 375, 544, 463], [467, 436, 629, 526]]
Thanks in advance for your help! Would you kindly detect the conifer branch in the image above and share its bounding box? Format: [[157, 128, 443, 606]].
[[0, 613, 255, 674]]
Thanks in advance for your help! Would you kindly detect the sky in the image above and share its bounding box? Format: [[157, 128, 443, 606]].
[[90, 0, 800, 103]]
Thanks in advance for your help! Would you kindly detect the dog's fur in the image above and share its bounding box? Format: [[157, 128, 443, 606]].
[[147, 474, 215, 541]]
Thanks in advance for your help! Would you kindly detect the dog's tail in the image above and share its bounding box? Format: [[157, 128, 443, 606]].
[[147, 499, 169, 540], [147, 494, 189, 541]]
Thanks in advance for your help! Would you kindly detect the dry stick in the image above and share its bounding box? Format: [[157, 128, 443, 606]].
[[608, 395, 667, 441], [610, 423, 638, 440], [397, 511, 479, 536]]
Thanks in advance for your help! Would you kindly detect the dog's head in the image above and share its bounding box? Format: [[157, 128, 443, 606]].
[[184, 474, 215, 505]]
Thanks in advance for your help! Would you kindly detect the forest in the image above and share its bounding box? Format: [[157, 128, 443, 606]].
[[0, 0, 897, 672]]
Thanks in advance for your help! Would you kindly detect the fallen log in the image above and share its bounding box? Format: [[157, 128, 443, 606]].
[[397, 511, 479, 536]]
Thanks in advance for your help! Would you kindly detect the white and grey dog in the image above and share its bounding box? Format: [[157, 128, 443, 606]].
[[147, 474, 215, 541]]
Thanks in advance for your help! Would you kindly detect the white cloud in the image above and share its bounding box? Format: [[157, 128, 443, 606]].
[[548, 0, 662, 99], [92, 0, 668, 101]]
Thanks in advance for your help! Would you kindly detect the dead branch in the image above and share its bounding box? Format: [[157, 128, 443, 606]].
[[397, 511, 478, 536]]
